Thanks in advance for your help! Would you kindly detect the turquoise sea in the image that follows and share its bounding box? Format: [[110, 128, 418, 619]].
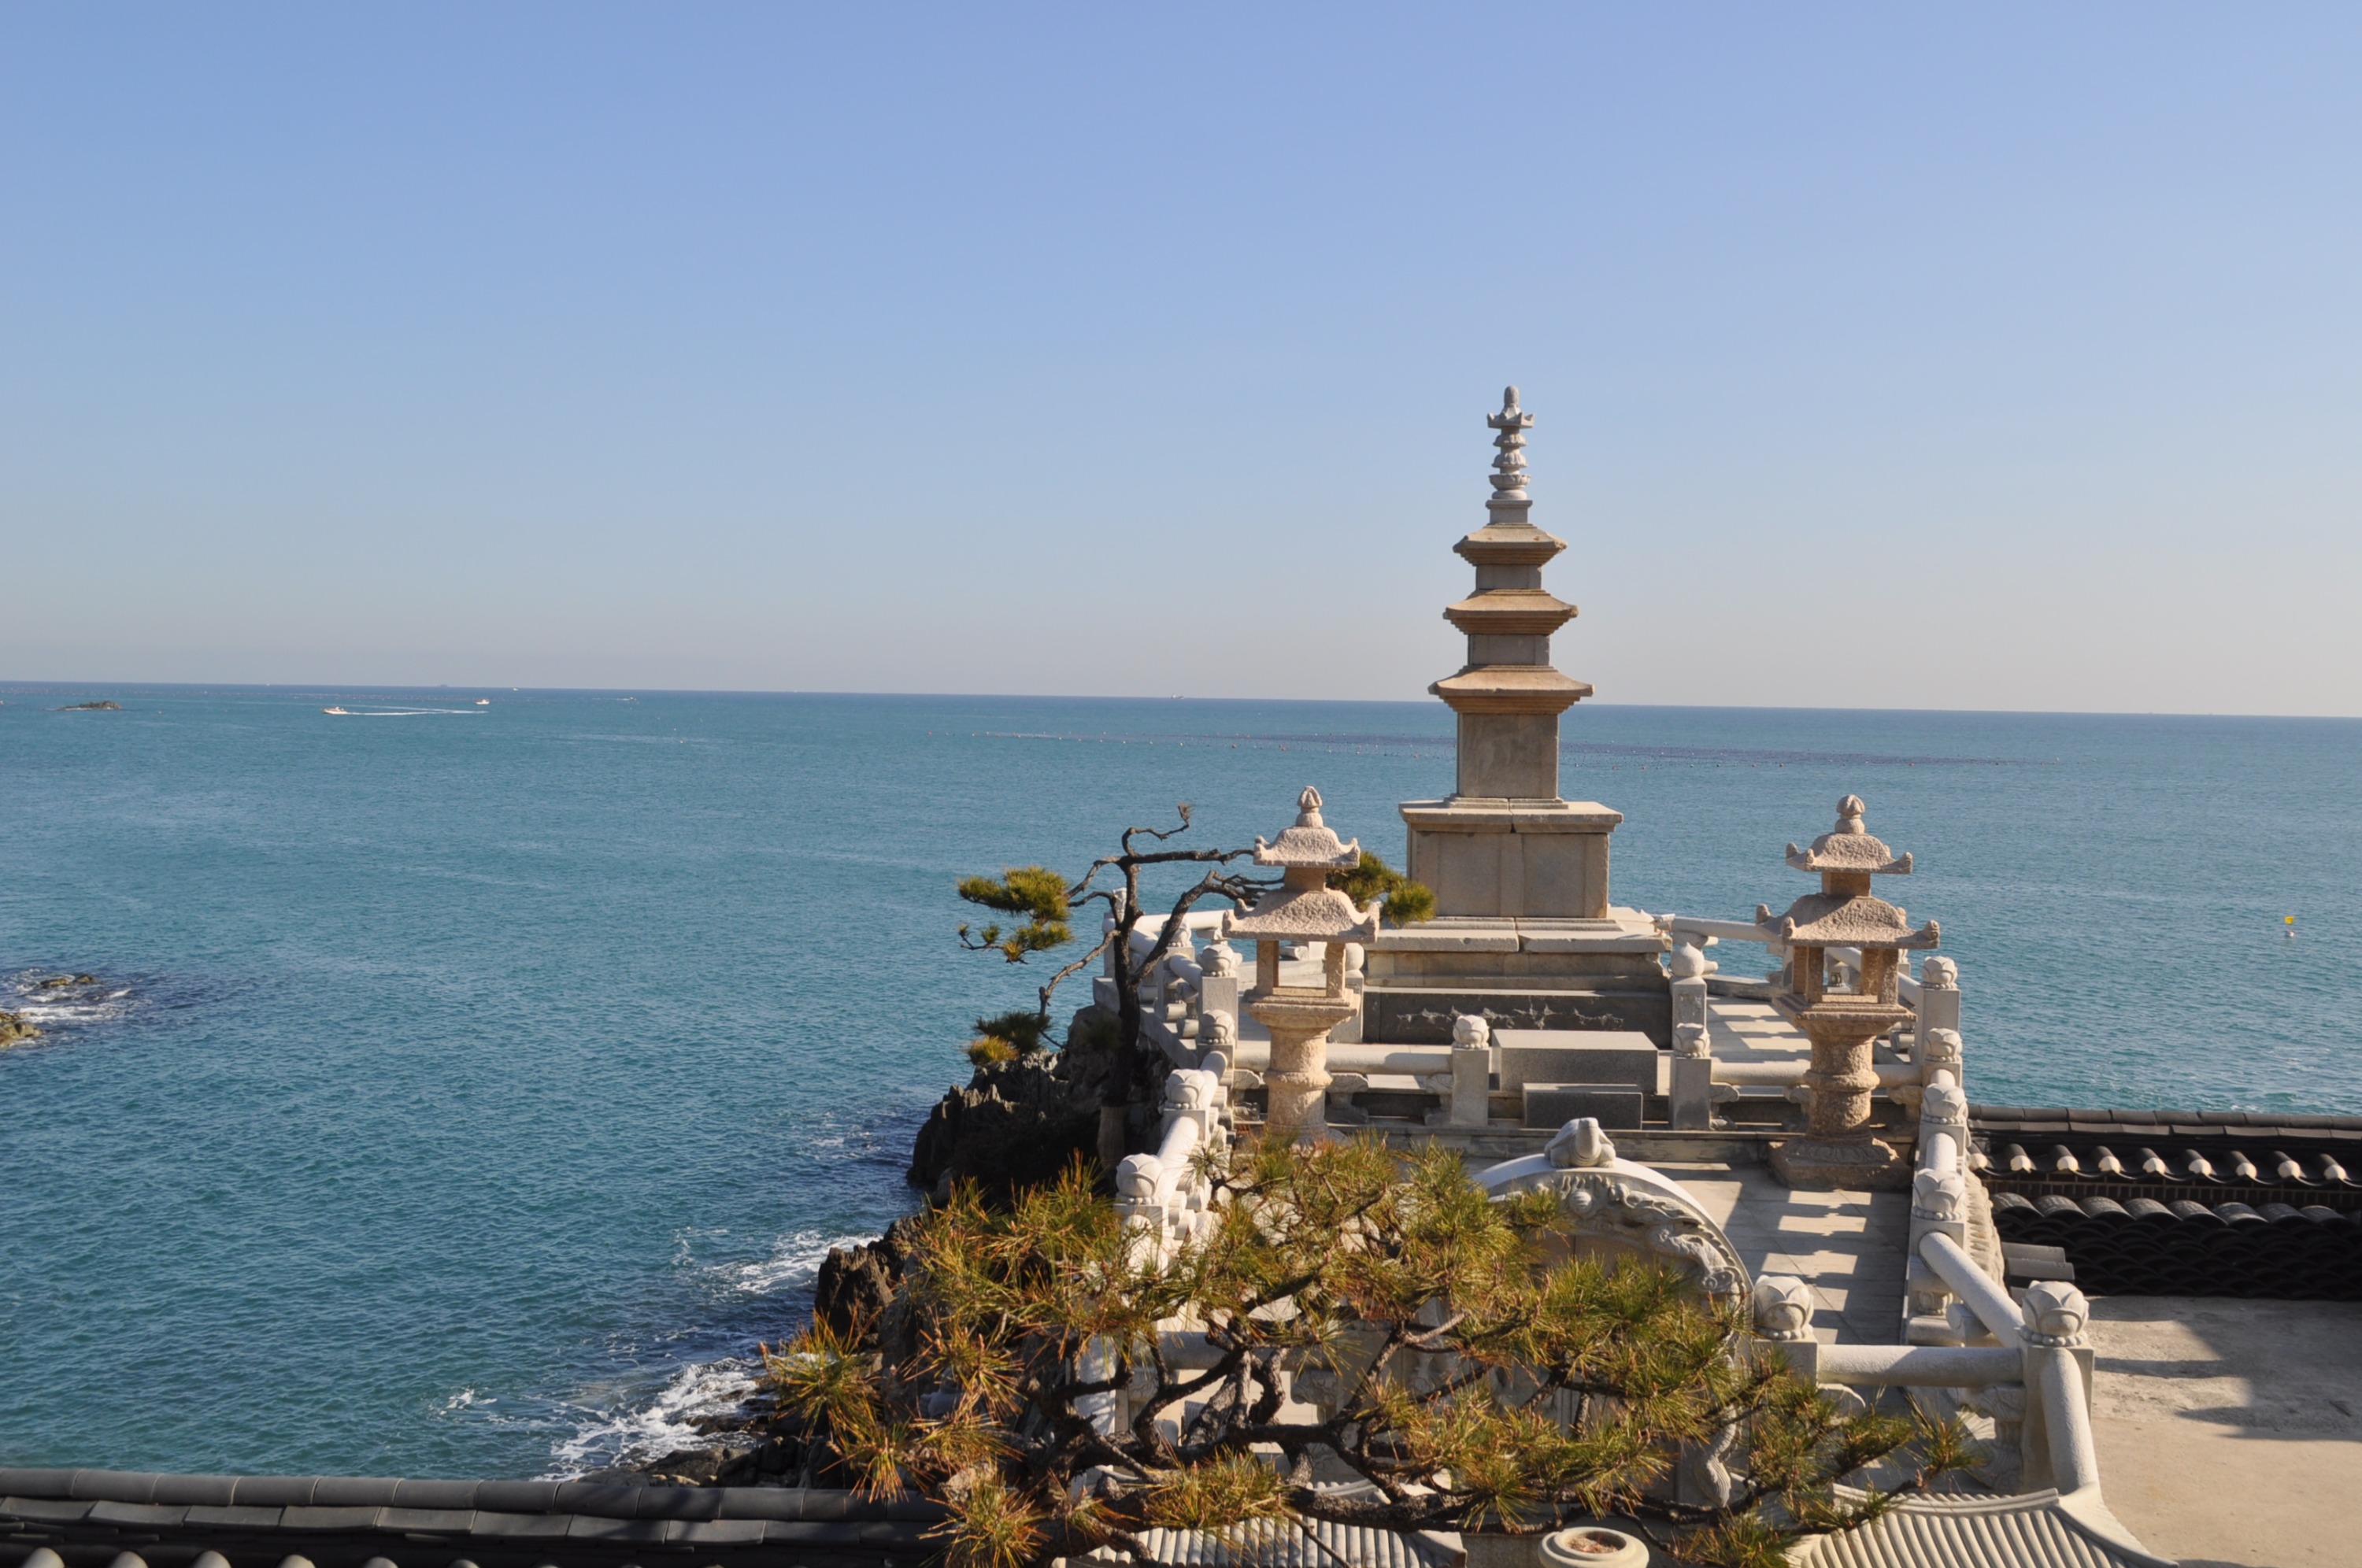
[[2, 686, 2357, 1480]]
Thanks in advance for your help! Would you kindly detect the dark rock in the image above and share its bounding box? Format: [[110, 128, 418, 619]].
[[0, 1011, 38, 1048], [905, 1005, 1168, 1198], [639, 1444, 757, 1486], [34, 974, 97, 989], [54, 701, 122, 711], [813, 1215, 922, 1338]]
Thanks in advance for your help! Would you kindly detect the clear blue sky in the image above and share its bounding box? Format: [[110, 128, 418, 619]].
[[5, 6, 2358, 713]]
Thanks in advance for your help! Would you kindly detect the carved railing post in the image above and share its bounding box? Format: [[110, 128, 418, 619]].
[[1668, 937, 1716, 1130], [1906, 1076, 1973, 1344], [1751, 1274, 1820, 1381], [1448, 1013, 1491, 1127], [1917, 956, 1962, 1096], [1670, 1023, 1713, 1130], [2017, 1281, 2096, 1495]]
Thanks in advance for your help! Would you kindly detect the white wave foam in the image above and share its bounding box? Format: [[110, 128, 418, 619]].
[[6, 975, 143, 1030], [542, 1227, 883, 1476], [731, 1229, 876, 1294], [546, 1355, 758, 1476]]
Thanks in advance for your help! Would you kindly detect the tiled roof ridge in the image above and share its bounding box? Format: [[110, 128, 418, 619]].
[[0, 1466, 942, 1521], [1972, 1104, 2362, 1135]]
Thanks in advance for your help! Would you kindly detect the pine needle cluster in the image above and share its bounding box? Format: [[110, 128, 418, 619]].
[[1329, 851, 1437, 926], [957, 867, 1075, 962], [764, 1137, 1974, 1568]]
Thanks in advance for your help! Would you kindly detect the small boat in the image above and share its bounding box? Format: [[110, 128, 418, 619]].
[[476, 698, 490, 706], [323, 706, 350, 715]]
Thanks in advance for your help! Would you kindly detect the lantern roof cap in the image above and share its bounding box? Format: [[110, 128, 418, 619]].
[[1253, 787, 1362, 871], [1786, 796, 1914, 875], [1224, 886, 1382, 943], [1757, 892, 1941, 950]]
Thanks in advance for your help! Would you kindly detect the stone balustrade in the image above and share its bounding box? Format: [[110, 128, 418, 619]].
[[1125, 907, 1968, 1145], [1752, 1259, 2118, 1525], [1113, 1065, 1232, 1267], [1652, 915, 1962, 1142]]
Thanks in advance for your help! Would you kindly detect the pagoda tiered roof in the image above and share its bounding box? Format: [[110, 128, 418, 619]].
[[1428, 664, 1594, 713], [1442, 586, 1579, 638], [1423, 386, 1594, 724]]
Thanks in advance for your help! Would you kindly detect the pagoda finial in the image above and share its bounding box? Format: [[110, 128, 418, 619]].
[[1296, 786, 1324, 827], [1486, 385, 1534, 505], [1834, 796, 1867, 834]]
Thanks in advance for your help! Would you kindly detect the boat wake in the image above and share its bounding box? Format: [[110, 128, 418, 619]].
[[324, 708, 486, 718]]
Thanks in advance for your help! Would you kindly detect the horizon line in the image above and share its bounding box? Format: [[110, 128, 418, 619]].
[[2, 678, 2357, 725]]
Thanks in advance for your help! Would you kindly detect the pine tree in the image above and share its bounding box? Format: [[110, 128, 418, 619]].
[[767, 1135, 1978, 1568], [955, 808, 1437, 1176]]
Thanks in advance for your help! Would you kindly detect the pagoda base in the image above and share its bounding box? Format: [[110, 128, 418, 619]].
[[1363, 911, 1671, 1045], [1772, 1134, 1910, 1191], [1400, 797, 1623, 921]]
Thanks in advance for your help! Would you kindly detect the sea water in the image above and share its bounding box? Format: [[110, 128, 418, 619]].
[[2, 686, 2356, 1479]]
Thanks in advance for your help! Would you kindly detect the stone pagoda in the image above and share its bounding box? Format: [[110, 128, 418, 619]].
[[1361, 387, 1670, 1045], [1222, 787, 1382, 1143], [1759, 796, 1941, 1189]]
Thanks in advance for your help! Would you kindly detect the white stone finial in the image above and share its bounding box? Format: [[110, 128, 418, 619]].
[[1201, 1008, 1236, 1050], [1920, 1026, 1963, 1067], [1115, 1152, 1162, 1201], [1921, 1082, 1969, 1129], [1295, 786, 1324, 827], [1201, 937, 1240, 978], [1164, 1070, 1219, 1113], [1921, 956, 1959, 989], [1834, 795, 1868, 834], [1751, 1275, 1816, 1341], [1912, 1169, 1967, 1222], [1486, 385, 1534, 505], [1452, 1013, 1491, 1048], [1674, 1022, 1711, 1059], [2020, 1281, 2091, 1348]]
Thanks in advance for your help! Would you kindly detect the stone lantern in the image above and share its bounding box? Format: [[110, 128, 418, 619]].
[[1223, 787, 1382, 1142], [1758, 796, 1940, 1189]]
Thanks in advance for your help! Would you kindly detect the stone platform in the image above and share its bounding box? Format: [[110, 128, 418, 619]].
[[2086, 1296, 2362, 1568]]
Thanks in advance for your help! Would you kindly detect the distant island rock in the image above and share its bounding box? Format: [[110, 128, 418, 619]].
[[0, 1011, 38, 1048], [54, 701, 122, 711]]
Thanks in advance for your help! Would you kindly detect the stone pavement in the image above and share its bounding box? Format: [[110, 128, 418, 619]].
[[1706, 992, 1820, 1073], [1659, 1159, 1909, 1344], [2085, 1296, 2362, 1568], [1671, 992, 1909, 1346]]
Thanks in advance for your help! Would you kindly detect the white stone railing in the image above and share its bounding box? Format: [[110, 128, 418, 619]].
[[1113, 1065, 1232, 1267], [1751, 1267, 2118, 1528], [1102, 913, 1393, 1130], [1655, 915, 1961, 1137], [1115, 908, 1964, 1139]]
